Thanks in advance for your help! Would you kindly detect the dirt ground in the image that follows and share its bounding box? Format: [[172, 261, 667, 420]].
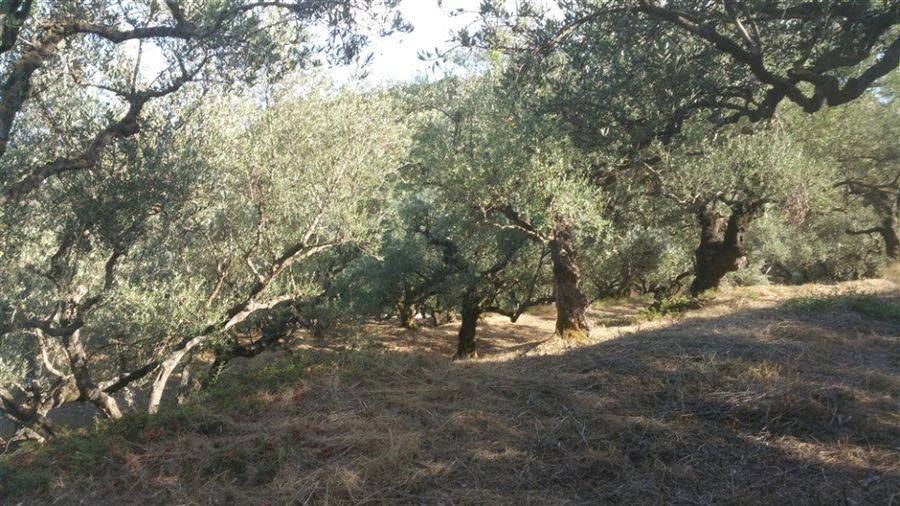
[[3, 277, 899, 504], [371, 277, 900, 361]]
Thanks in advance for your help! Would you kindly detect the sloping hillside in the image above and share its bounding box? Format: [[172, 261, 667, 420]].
[[2, 279, 899, 504]]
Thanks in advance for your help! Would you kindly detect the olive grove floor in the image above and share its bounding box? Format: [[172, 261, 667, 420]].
[[2, 276, 898, 504]]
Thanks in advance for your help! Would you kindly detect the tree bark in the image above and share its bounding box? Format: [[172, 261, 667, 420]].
[[852, 222, 900, 260], [0, 388, 58, 442], [148, 334, 205, 414], [882, 222, 900, 260], [176, 352, 196, 405], [0, 22, 68, 158], [690, 200, 760, 296], [878, 195, 899, 260], [64, 329, 122, 419], [454, 290, 480, 360], [841, 184, 899, 260], [548, 217, 589, 339], [398, 301, 416, 328]]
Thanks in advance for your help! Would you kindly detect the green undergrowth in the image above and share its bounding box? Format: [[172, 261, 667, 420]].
[[1, 404, 212, 501], [786, 291, 900, 323], [600, 295, 703, 327], [645, 295, 703, 317], [0, 350, 332, 502]]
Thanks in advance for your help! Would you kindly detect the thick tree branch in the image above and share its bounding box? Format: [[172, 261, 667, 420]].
[[846, 227, 885, 236], [145, 237, 335, 413], [0, 0, 388, 202], [0, 0, 32, 54], [482, 204, 547, 244], [635, 1, 900, 118], [1, 60, 204, 205]]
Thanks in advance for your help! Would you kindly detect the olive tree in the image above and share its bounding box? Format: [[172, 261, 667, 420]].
[[454, 1, 898, 299], [0, 98, 201, 440], [791, 79, 900, 260], [466, 0, 899, 140], [341, 190, 553, 359], [409, 195, 551, 358], [408, 74, 605, 340], [143, 82, 410, 411], [644, 121, 836, 295], [0, 0, 406, 205], [0, 81, 410, 438]]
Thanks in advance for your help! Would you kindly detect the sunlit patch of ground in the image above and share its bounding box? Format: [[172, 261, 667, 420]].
[[2, 276, 898, 504]]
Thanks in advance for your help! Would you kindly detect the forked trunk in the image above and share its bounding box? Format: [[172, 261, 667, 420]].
[[548, 217, 589, 340], [454, 290, 480, 360], [64, 329, 122, 419], [871, 189, 899, 260], [149, 334, 205, 413], [0, 391, 58, 442], [844, 186, 899, 260], [690, 201, 759, 296]]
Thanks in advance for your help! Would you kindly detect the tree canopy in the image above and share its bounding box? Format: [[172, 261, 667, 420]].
[[0, 0, 898, 445]]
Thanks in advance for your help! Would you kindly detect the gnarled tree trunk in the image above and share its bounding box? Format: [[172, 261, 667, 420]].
[[398, 301, 416, 328], [0, 388, 59, 442], [148, 334, 206, 414], [454, 289, 480, 360], [548, 217, 589, 339], [690, 200, 760, 296], [842, 184, 899, 260], [64, 329, 122, 419]]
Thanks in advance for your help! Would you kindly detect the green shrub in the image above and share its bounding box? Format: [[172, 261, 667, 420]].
[[648, 295, 701, 316]]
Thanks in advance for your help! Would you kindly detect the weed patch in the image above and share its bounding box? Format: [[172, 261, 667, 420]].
[[786, 291, 900, 323], [629, 295, 702, 323]]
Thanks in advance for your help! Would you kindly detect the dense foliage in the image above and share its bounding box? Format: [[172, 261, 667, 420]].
[[0, 0, 897, 443]]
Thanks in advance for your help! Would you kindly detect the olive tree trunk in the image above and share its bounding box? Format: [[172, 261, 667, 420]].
[[398, 301, 416, 328], [548, 217, 589, 340], [883, 224, 900, 260], [0, 388, 59, 442], [65, 329, 123, 420], [454, 289, 480, 360], [877, 205, 899, 260], [843, 185, 898, 260], [148, 334, 205, 414], [690, 201, 759, 296]]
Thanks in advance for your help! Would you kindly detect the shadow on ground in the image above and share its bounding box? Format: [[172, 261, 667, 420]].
[[2, 281, 898, 504]]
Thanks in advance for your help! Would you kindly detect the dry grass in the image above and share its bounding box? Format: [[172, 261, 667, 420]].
[[2, 277, 899, 504]]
